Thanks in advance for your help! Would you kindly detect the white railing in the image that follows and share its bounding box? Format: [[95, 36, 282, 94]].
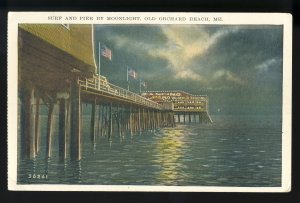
[[78, 75, 162, 110]]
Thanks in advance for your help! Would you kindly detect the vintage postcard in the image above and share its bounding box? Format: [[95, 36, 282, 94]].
[[7, 12, 292, 192]]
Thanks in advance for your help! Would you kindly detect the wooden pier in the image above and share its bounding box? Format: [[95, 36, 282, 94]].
[[17, 24, 211, 161], [19, 74, 173, 160]]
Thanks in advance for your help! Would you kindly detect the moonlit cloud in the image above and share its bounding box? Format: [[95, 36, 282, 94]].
[[147, 25, 240, 80], [94, 24, 283, 114], [255, 57, 281, 72], [100, 25, 241, 81], [174, 69, 203, 81], [147, 25, 208, 79], [212, 69, 244, 85]]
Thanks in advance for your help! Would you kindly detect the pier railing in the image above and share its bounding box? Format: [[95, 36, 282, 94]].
[[79, 75, 162, 110]]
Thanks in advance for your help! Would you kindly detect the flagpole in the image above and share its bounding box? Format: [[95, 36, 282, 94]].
[[126, 66, 128, 82], [139, 79, 142, 95], [98, 42, 101, 76], [127, 66, 129, 91]]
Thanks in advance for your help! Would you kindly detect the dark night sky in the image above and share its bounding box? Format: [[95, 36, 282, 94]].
[[94, 24, 283, 115]]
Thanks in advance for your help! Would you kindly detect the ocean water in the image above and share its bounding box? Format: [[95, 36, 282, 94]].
[[18, 114, 282, 186]]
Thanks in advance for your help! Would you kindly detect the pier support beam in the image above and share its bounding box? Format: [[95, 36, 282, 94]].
[[199, 113, 202, 123], [108, 102, 113, 138], [58, 99, 67, 160], [70, 78, 81, 160], [90, 98, 96, 142], [20, 85, 34, 159], [129, 106, 133, 134], [34, 93, 40, 156], [172, 112, 175, 127], [152, 110, 155, 129], [142, 108, 145, 130], [117, 104, 121, 136], [138, 108, 141, 132], [100, 104, 106, 136], [96, 104, 101, 137], [46, 102, 54, 158]]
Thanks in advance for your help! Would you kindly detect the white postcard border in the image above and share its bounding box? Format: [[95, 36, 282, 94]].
[[7, 12, 292, 192]]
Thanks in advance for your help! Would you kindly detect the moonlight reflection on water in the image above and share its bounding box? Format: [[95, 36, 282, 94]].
[[18, 115, 282, 187]]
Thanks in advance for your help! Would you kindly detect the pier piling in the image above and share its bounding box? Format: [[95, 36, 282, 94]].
[[34, 92, 40, 156], [59, 99, 67, 160], [20, 85, 34, 159], [108, 102, 113, 138], [46, 102, 54, 158], [70, 78, 81, 160], [90, 98, 96, 142]]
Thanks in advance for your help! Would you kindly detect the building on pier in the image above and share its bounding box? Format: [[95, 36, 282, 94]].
[[18, 24, 97, 160], [141, 91, 212, 123], [18, 24, 96, 90]]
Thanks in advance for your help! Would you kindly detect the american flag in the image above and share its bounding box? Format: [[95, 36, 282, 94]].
[[128, 68, 137, 79], [100, 45, 112, 61], [140, 80, 146, 87]]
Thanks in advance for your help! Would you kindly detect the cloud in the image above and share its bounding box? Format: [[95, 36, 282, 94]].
[[107, 34, 154, 54], [147, 25, 207, 74], [174, 69, 203, 81], [255, 57, 281, 72], [97, 25, 241, 82], [94, 24, 283, 114], [95, 24, 283, 93], [212, 69, 245, 85], [147, 25, 240, 80]]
